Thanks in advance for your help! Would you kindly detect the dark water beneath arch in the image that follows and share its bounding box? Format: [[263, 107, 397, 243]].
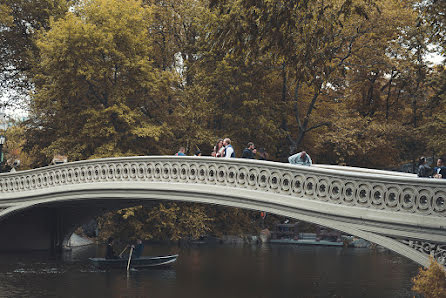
[[0, 243, 419, 298]]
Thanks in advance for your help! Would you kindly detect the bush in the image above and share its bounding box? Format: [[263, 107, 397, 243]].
[[412, 257, 446, 298]]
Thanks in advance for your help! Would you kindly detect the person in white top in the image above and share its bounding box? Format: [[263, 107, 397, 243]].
[[223, 138, 235, 158], [213, 139, 225, 157]]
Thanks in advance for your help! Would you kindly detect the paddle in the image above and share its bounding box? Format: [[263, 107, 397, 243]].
[[118, 245, 129, 258], [126, 246, 134, 272]]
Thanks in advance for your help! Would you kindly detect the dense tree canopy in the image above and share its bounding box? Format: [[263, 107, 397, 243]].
[[0, 0, 69, 109], [1, 0, 445, 240]]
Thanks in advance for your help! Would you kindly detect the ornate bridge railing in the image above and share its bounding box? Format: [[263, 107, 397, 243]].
[[0, 156, 445, 266], [1, 156, 445, 216]]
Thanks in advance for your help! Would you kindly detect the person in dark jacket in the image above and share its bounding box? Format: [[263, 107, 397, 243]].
[[258, 148, 268, 160], [417, 157, 432, 178], [242, 142, 256, 159], [105, 237, 119, 259], [433, 157, 446, 179]]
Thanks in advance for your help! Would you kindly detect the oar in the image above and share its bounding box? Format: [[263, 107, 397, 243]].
[[126, 246, 134, 272], [119, 245, 129, 258]]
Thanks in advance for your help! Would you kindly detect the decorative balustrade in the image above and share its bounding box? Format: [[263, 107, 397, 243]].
[[1, 156, 445, 217]]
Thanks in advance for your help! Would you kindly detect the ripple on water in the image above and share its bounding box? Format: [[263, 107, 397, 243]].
[[13, 267, 63, 274]]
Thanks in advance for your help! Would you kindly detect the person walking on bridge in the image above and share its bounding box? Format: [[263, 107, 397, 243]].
[[223, 138, 235, 158], [175, 147, 186, 156], [258, 148, 269, 160], [242, 142, 256, 159], [417, 156, 432, 178], [433, 157, 446, 179], [288, 151, 312, 166]]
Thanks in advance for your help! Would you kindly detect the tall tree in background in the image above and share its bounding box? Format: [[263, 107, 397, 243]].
[[206, 0, 391, 158], [312, 0, 433, 168], [2, 0, 444, 239], [418, 0, 446, 158], [0, 0, 69, 110], [25, 0, 175, 161]]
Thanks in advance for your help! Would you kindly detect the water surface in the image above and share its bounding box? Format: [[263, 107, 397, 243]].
[[0, 244, 420, 298]]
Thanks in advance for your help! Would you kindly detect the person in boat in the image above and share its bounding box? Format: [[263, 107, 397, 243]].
[[132, 239, 144, 259], [105, 237, 120, 259]]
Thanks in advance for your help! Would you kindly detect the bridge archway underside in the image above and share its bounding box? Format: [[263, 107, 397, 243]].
[[1, 156, 445, 267]]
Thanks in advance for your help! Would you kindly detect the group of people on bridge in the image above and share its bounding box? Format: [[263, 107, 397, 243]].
[[175, 138, 313, 166], [418, 157, 446, 179], [175, 139, 269, 160], [175, 138, 315, 167]]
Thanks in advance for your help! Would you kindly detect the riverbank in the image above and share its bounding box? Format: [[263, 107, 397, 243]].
[[69, 231, 378, 250]]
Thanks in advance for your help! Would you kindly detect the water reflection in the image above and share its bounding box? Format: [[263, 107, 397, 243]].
[[0, 244, 420, 298]]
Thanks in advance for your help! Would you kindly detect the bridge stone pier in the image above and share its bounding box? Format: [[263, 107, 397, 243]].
[[0, 156, 445, 267]]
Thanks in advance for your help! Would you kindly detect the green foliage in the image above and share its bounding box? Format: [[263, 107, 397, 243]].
[[0, 0, 69, 105], [412, 257, 446, 298], [2, 0, 445, 239], [16, 0, 443, 167], [97, 202, 278, 242], [27, 0, 175, 161], [98, 203, 212, 241], [3, 124, 35, 170]]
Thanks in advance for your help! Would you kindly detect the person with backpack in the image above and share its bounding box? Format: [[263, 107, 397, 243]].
[[175, 147, 186, 156]]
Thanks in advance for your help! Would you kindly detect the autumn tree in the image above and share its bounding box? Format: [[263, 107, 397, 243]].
[[98, 203, 212, 241], [3, 123, 35, 170], [0, 0, 69, 110], [311, 0, 432, 168], [412, 258, 446, 298], [417, 1, 446, 159], [25, 0, 175, 162], [205, 0, 384, 158]]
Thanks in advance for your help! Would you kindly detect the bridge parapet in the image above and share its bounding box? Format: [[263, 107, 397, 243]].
[[1, 156, 445, 217], [1, 156, 446, 266]]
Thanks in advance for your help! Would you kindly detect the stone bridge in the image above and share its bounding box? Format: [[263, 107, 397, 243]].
[[0, 156, 445, 267]]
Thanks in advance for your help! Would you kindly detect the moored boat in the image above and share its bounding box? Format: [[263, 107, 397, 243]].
[[270, 222, 345, 247], [89, 254, 178, 269], [270, 238, 344, 246]]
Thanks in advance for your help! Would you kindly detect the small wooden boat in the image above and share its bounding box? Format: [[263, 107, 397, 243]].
[[89, 254, 178, 269]]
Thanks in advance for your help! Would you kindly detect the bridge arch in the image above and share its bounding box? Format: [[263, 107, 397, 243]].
[[1, 156, 445, 267]]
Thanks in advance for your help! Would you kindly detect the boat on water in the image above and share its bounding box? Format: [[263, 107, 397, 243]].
[[270, 222, 345, 247], [89, 254, 178, 269], [270, 238, 344, 246]]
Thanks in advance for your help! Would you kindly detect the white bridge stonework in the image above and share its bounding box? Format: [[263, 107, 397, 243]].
[[0, 156, 445, 266]]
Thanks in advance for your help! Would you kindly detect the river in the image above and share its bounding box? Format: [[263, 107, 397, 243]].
[[0, 243, 420, 298]]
